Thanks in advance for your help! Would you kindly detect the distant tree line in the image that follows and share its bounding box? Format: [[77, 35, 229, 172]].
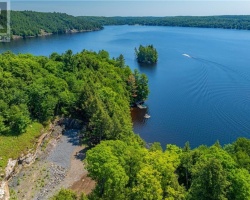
[[79, 15, 250, 30], [10, 11, 103, 38], [9, 12, 250, 39]]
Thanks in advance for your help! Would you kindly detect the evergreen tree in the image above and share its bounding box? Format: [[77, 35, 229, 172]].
[[135, 45, 158, 64]]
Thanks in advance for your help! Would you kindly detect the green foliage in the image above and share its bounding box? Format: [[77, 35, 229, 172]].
[[178, 142, 192, 189], [86, 138, 250, 200], [51, 189, 77, 200], [51, 189, 89, 200], [86, 143, 129, 199], [179, 143, 250, 200], [86, 140, 185, 200], [228, 168, 250, 200], [0, 122, 43, 179], [149, 142, 163, 152], [0, 50, 146, 139], [128, 69, 149, 104], [80, 193, 89, 200], [9, 188, 18, 200], [79, 16, 250, 30], [2, 47, 250, 200], [132, 165, 163, 200], [0, 49, 149, 176], [8, 12, 250, 39], [10, 11, 103, 38], [8, 104, 31, 133], [135, 45, 158, 64], [189, 157, 229, 200], [228, 137, 250, 172], [116, 54, 126, 68]]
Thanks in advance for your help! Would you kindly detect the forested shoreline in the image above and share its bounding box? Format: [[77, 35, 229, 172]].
[[0, 50, 148, 175], [80, 15, 250, 30], [1, 11, 250, 199], [9, 11, 250, 40], [0, 49, 249, 199], [10, 11, 103, 39]]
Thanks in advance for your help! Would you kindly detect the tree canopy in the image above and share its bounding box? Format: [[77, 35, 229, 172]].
[[10, 12, 250, 40], [10, 11, 103, 38], [79, 16, 250, 30], [135, 45, 158, 64], [0, 50, 149, 168], [1, 47, 250, 200], [85, 139, 250, 200]]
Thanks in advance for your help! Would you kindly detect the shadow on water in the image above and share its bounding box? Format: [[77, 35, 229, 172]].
[[136, 61, 158, 75]]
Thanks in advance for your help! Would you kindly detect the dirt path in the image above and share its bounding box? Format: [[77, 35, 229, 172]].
[[62, 146, 95, 196], [8, 127, 95, 200]]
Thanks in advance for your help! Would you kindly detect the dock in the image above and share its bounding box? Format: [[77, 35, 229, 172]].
[[137, 104, 147, 109]]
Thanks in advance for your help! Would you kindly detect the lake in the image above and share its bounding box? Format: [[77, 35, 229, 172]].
[[1, 25, 250, 148]]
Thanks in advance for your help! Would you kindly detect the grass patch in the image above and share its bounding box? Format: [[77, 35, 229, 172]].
[[0, 122, 43, 179], [9, 188, 18, 200]]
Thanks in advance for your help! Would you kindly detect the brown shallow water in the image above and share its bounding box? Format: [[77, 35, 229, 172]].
[[131, 107, 149, 130]]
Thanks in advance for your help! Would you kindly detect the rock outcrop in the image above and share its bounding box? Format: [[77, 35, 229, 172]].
[[0, 118, 84, 200], [0, 120, 60, 200], [0, 182, 9, 200]]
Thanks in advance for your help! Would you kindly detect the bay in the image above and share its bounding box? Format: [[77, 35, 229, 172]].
[[1, 25, 250, 148]]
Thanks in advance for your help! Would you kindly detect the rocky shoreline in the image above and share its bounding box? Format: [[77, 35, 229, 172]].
[[0, 121, 57, 200], [0, 118, 95, 200], [11, 28, 102, 40]]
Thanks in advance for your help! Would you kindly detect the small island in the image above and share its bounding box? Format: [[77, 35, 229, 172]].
[[135, 44, 158, 64]]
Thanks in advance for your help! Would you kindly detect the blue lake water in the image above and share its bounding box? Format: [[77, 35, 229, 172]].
[[1, 25, 250, 148]]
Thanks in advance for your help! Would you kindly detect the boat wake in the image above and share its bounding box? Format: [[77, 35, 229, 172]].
[[182, 53, 192, 58], [181, 52, 250, 82], [193, 57, 250, 82]]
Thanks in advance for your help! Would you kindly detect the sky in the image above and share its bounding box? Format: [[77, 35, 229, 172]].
[[11, 1, 250, 17]]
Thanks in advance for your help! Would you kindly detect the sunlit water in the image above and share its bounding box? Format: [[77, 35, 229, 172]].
[[1, 25, 250, 148]]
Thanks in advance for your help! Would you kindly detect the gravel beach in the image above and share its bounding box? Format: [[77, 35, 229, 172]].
[[8, 126, 94, 200]]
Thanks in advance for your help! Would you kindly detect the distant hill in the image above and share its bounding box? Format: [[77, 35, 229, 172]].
[[9, 12, 250, 39], [78, 15, 250, 30], [10, 11, 103, 39]]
